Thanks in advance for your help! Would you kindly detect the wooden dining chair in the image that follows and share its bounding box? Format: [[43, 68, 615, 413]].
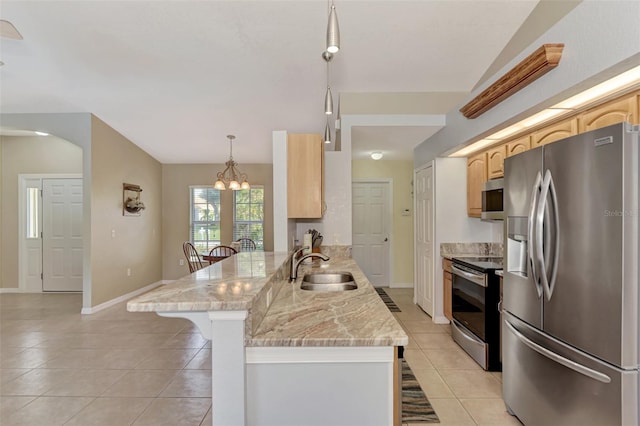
[[183, 241, 204, 273], [235, 238, 256, 252], [208, 245, 238, 263]]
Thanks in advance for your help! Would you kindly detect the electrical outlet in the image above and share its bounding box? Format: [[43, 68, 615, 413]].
[[179, 259, 185, 266], [126, 268, 131, 276], [111, 229, 116, 238]]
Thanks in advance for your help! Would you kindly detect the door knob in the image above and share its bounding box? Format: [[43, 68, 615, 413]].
[[384, 238, 388, 242]]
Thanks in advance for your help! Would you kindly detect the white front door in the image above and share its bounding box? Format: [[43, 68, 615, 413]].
[[414, 165, 434, 316], [42, 178, 83, 292], [352, 181, 391, 287]]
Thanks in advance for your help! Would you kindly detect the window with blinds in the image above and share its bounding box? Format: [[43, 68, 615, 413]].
[[190, 187, 221, 254]]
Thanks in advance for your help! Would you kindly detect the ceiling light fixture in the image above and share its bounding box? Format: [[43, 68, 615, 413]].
[[34, 131, 49, 136], [326, 1, 340, 54], [371, 152, 383, 160], [214, 135, 250, 191]]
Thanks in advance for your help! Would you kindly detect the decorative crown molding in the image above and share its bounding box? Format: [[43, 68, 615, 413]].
[[460, 43, 564, 119]]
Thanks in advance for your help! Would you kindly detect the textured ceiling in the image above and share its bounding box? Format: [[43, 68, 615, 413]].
[[0, 0, 543, 163]]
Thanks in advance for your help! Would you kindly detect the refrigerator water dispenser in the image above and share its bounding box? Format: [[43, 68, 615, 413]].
[[507, 216, 528, 277]]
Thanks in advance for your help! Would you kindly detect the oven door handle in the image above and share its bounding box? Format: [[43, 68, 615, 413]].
[[451, 264, 487, 287]]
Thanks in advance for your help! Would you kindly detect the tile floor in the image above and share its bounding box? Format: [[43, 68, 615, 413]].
[[384, 288, 521, 426], [0, 290, 520, 426]]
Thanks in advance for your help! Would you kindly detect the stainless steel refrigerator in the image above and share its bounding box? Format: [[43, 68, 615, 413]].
[[503, 122, 639, 425]]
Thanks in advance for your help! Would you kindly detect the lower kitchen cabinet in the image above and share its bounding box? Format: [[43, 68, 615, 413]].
[[443, 258, 452, 321]]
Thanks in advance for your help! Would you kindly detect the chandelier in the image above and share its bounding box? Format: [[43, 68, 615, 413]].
[[214, 135, 250, 191]]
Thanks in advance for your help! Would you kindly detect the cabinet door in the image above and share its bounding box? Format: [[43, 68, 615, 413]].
[[467, 152, 487, 218], [287, 134, 324, 218], [532, 117, 578, 147], [442, 258, 453, 321], [579, 92, 639, 132], [506, 135, 531, 157], [486, 145, 506, 179]]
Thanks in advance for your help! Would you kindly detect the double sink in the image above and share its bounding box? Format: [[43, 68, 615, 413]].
[[300, 272, 357, 291]]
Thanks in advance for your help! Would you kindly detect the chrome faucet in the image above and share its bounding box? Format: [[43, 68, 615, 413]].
[[289, 248, 330, 282]]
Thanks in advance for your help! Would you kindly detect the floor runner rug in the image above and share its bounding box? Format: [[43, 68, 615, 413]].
[[374, 287, 401, 312], [402, 359, 440, 423]]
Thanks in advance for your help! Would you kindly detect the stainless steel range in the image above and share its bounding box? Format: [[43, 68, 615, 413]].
[[450, 256, 502, 371]]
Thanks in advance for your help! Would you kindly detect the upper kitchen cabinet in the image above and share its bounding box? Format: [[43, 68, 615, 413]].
[[287, 133, 325, 218], [531, 117, 578, 147], [467, 152, 487, 218], [579, 92, 639, 132], [486, 145, 506, 179], [506, 135, 531, 157]]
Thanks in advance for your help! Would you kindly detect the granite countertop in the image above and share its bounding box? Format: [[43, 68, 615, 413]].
[[127, 252, 407, 348], [127, 251, 289, 312], [248, 258, 408, 347], [440, 242, 503, 260]]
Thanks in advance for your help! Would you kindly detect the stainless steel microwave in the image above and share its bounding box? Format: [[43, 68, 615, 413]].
[[481, 178, 504, 221]]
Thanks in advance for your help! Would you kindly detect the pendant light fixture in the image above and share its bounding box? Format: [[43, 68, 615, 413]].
[[214, 135, 250, 191], [324, 120, 332, 144], [322, 51, 334, 115], [326, 1, 340, 54]]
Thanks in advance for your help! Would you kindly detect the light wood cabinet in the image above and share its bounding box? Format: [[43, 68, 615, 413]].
[[486, 145, 506, 179], [287, 134, 324, 218], [467, 152, 487, 218], [531, 117, 578, 147], [579, 92, 639, 132], [506, 135, 531, 157], [465, 90, 639, 219], [442, 258, 453, 321]]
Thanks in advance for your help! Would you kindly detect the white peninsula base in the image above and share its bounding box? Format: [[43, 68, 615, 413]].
[[246, 346, 397, 426]]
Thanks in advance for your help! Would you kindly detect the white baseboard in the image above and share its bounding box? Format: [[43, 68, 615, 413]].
[[433, 315, 451, 325], [390, 282, 413, 289], [0, 288, 27, 293], [81, 280, 166, 315]]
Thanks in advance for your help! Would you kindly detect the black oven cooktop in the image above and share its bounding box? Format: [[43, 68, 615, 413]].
[[451, 256, 503, 272]]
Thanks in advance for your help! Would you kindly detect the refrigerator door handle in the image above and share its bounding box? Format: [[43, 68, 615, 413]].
[[546, 170, 560, 299], [504, 319, 612, 384], [528, 171, 543, 298], [537, 170, 560, 301]]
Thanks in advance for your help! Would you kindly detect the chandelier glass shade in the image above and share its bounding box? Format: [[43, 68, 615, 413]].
[[214, 135, 249, 191]]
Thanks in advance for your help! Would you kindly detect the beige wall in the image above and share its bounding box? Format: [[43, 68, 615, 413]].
[[0, 135, 83, 289], [162, 163, 273, 280], [90, 116, 163, 305], [352, 160, 414, 286]]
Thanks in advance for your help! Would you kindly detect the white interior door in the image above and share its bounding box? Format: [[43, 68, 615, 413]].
[[352, 181, 391, 287], [20, 178, 44, 292], [42, 178, 83, 292], [414, 165, 434, 316]]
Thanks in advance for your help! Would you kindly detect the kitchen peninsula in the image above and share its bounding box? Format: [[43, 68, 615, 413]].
[[127, 251, 408, 426]]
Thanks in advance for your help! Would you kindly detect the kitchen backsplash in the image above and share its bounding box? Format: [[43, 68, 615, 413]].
[[440, 242, 503, 258], [318, 245, 352, 259]]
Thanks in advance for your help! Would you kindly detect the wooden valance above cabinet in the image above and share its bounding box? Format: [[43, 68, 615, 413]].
[[460, 43, 564, 119]]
